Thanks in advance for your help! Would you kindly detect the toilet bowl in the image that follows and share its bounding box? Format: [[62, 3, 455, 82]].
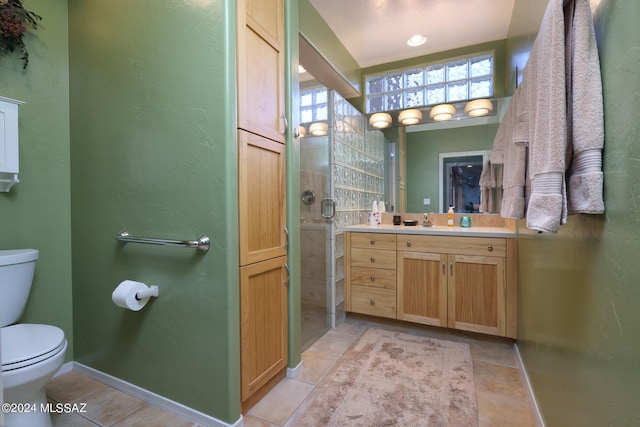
[[0, 249, 68, 427], [1, 324, 68, 427]]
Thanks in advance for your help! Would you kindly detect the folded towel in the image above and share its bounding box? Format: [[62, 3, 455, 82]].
[[565, 0, 605, 214], [492, 87, 528, 219], [520, 0, 568, 232]]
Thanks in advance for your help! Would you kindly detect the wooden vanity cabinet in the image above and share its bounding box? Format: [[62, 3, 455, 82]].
[[345, 232, 397, 319], [346, 232, 517, 338], [397, 235, 510, 337]]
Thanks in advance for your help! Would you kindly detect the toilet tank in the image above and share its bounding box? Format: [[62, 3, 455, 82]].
[[0, 249, 39, 327]]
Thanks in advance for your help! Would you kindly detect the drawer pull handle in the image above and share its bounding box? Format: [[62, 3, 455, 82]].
[[370, 275, 375, 281], [370, 257, 376, 263], [370, 239, 375, 245], [370, 299, 375, 305], [488, 245, 493, 252], [406, 241, 412, 247]]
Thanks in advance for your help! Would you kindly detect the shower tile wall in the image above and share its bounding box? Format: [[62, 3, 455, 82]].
[[330, 92, 385, 323]]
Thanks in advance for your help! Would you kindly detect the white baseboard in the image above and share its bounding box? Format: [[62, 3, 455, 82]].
[[513, 343, 546, 427], [60, 362, 243, 427], [286, 360, 304, 379]]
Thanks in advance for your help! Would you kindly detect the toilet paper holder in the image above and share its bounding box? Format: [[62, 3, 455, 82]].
[[135, 285, 159, 301]]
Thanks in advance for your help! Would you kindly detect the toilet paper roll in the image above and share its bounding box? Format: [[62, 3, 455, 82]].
[[112, 280, 155, 311]]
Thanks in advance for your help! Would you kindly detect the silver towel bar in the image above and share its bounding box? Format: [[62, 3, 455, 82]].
[[116, 231, 210, 252]]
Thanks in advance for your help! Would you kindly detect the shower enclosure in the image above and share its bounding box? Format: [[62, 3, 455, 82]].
[[299, 87, 386, 350]]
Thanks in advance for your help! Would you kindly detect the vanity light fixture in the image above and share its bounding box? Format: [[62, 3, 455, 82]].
[[429, 104, 456, 121], [398, 109, 423, 125], [407, 34, 427, 47], [309, 122, 328, 136], [464, 98, 493, 117], [298, 125, 307, 138], [369, 112, 392, 128]]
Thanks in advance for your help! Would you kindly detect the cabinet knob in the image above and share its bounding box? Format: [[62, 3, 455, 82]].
[[370, 299, 375, 306], [370, 257, 376, 263], [370, 275, 375, 281], [370, 239, 375, 245], [488, 245, 493, 252], [406, 241, 412, 247]]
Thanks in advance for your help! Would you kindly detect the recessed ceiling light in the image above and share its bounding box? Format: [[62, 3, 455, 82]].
[[407, 34, 427, 47]]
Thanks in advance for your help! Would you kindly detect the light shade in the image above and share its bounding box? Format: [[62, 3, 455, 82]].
[[429, 104, 456, 121], [309, 122, 328, 136], [369, 112, 392, 128], [398, 109, 423, 125], [464, 99, 494, 117], [298, 125, 306, 138]]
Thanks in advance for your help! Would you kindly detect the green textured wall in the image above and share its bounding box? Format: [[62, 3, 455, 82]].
[[515, 0, 640, 425], [0, 1, 73, 357], [68, 0, 240, 422], [405, 124, 498, 213]]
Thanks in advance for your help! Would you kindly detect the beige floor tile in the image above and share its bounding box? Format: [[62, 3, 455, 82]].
[[111, 403, 196, 427], [477, 390, 536, 427], [296, 350, 339, 385], [80, 386, 145, 425], [46, 371, 111, 403], [247, 378, 315, 426], [242, 414, 278, 427], [469, 340, 518, 368], [305, 329, 357, 358], [51, 411, 99, 427], [473, 360, 527, 399]]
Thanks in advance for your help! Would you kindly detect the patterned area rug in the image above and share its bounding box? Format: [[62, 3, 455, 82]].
[[291, 328, 478, 426]]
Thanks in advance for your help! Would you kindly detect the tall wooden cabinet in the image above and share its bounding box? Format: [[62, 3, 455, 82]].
[[237, 0, 288, 411]]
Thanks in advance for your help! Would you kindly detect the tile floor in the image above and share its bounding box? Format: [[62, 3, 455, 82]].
[[45, 315, 540, 427]]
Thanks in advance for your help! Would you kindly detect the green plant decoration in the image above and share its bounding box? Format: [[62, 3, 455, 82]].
[[0, 0, 42, 69]]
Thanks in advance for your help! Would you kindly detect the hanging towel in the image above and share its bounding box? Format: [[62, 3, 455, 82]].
[[491, 87, 528, 219], [479, 160, 494, 213], [520, 0, 568, 233], [565, 0, 605, 214]]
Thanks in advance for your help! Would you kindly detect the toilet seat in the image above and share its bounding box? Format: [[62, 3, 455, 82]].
[[1, 324, 66, 372]]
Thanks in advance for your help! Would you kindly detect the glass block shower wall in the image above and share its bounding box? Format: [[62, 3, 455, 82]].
[[330, 91, 385, 325]]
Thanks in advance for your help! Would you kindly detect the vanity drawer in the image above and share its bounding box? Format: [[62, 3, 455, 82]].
[[397, 235, 506, 257], [350, 285, 396, 319], [351, 248, 396, 269], [350, 232, 397, 250], [351, 266, 396, 289]]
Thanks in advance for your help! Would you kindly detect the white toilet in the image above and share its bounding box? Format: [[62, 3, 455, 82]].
[[0, 249, 68, 427]]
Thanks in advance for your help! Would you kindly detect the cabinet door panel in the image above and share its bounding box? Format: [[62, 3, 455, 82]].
[[448, 254, 505, 336], [240, 256, 288, 402], [237, 0, 285, 143], [397, 251, 447, 326], [238, 130, 287, 265]]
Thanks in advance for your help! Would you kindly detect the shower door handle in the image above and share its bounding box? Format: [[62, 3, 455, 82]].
[[321, 198, 336, 219]]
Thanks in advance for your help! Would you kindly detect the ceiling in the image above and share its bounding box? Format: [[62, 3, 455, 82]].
[[308, 0, 516, 68]]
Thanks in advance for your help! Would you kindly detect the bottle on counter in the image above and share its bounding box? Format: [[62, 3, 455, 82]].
[[447, 206, 454, 226]]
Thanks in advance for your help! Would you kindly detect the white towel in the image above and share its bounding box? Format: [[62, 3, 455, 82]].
[[565, 0, 605, 214], [522, 0, 569, 233], [491, 87, 528, 219]]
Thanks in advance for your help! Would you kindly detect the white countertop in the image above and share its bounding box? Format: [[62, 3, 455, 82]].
[[344, 224, 516, 238]]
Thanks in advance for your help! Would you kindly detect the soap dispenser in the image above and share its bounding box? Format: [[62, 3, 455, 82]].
[[447, 206, 455, 226]]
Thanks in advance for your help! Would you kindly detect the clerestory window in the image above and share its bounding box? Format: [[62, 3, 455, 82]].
[[365, 53, 494, 114]]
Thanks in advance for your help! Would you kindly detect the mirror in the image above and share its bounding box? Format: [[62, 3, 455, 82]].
[[298, 0, 546, 214]]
